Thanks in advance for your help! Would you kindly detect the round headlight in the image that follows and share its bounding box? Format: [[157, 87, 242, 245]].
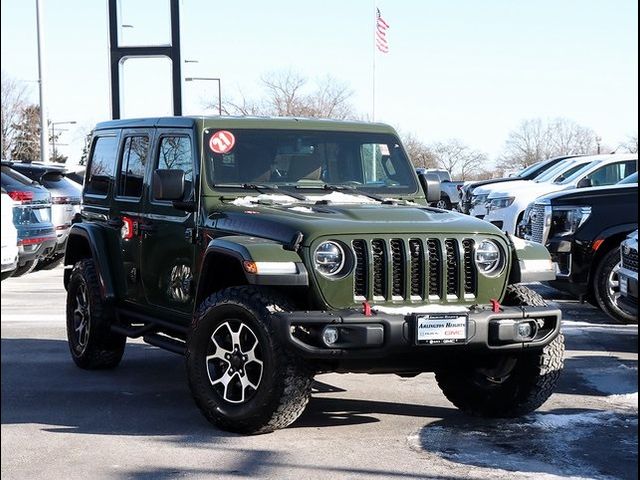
[[475, 240, 502, 275], [314, 241, 345, 277]]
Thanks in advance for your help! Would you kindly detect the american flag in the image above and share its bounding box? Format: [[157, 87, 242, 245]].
[[375, 8, 390, 53]]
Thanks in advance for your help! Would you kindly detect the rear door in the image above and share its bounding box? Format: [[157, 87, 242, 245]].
[[140, 128, 198, 318], [111, 129, 152, 306]]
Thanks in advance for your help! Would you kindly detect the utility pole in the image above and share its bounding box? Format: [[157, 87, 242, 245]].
[[36, 0, 49, 163]]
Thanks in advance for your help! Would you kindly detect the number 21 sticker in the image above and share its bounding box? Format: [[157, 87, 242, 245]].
[[209, 130, 235, 154]]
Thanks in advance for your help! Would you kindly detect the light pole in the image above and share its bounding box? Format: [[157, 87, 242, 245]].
[[596, 136, 602, 154], [185, 77, 222, 115], [36, 0, 48, 163], [50, 121, 76, 162]]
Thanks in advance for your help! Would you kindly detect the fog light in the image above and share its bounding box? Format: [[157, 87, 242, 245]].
[[515, 321, 537, 341], [517, 322, 532, 338], [322, 326, 339, 346]]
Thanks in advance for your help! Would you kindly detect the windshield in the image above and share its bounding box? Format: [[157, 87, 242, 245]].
[[535, 159, 585, 183], [555, 160, 601, 185], [204, 129, 419, 195], [618, 172, 638, 184]]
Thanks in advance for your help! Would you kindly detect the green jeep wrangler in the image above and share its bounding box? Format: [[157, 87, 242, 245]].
[[64, 117, 564, 434]]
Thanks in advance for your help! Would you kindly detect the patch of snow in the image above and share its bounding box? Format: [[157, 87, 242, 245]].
[[607, 392, 638, 411], [288, 206, 314, 213], [530, 411, 607, 430], [229, 191, 380, 207]]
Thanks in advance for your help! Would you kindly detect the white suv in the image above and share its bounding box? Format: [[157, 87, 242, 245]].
[[482, 154, 637, 234], [1, 190, 19, 280]]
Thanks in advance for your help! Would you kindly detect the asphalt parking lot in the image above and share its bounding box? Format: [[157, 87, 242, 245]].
[[1, 268, 637, 480]]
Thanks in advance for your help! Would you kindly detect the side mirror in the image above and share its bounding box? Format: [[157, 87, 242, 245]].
[[418, 172, 441, 203], [153, 169, 185, 201], [577, 177, 592, 188]]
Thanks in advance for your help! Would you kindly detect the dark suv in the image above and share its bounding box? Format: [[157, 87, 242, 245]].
[[8, 162, 82, 269], [0, 164, 57, 276], [519, 172, 638, 323], [65, 117, 564, 434]]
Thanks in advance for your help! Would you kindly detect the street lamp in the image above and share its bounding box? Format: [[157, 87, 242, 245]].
[[50, 121, 76, 162], [185, 77, 222, 115]]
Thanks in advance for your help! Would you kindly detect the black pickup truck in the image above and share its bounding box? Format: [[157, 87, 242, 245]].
[[519, 173, 638, 323]]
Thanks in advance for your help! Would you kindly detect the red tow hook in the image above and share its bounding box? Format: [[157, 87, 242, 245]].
[[490, 298, 501, 313], [362, 301, 372, 317]]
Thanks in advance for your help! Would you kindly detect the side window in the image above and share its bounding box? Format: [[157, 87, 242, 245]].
[[588, 162, 634, 187], [118, 136, 149, 198], [154, 136, 194, 199], [86, 136, 119, 196]]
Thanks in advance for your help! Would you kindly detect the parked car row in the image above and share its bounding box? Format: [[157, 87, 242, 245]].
[[453, 153, 638, 323], [0, 161, 82, 280]]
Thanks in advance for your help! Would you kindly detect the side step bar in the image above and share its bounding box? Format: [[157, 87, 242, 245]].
[[111, 307, 189, 356]]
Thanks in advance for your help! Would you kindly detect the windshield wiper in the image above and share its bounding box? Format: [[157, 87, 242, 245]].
[[296, 183, 392, 203], [213, 183, 307, 201]]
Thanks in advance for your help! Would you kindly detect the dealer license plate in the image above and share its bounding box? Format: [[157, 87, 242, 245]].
[[416, 314, 468, 345]]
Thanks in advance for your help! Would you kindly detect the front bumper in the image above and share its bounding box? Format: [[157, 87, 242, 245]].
[[275, 304, 561, 365], [483, 205, 521, 234]]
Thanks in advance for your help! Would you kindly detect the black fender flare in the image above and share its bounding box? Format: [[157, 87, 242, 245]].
[[64, 224, 119, 302]]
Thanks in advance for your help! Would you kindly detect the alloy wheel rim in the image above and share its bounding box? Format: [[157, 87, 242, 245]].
[[73, 282, 90, 353], [607, 262, 621, 303], [206, 320, 264, 404]]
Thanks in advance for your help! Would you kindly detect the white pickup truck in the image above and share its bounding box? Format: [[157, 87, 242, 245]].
[[415, 168, 463, 210]]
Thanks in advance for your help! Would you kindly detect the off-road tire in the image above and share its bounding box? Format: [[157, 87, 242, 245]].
[[35, 253, 64, 271], [187, 286, 313, 434], [435, 284, 564, 417], [66, 259, 126, 369], [11, 259, 38, 277], [1, 271, 14, 281], [593, 247, 636, 324]]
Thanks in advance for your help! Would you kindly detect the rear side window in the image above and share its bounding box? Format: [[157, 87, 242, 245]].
[[1, 166, 34, 189], [86, 136, 119, 196], [154, 136, 193, 199], [118, 136, 149, 198]]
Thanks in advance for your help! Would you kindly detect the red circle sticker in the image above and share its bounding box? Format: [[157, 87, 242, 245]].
[[209, 130, 236, 154]]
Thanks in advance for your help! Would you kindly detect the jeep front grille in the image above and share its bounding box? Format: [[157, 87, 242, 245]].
[[352, 238, 477, 302], [622, 247, 638, 272]]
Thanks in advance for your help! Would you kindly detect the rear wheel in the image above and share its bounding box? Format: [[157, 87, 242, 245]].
[[66, 259, 126, 369], [435, 284, 564, 417], [593, 247, 636, 323], [435, 195, 452, 210], [187, 286, 313, 434]]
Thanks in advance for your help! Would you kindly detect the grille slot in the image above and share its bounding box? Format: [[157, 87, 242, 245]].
[[409, 240, 424, 298], [445, 239, 459, 296], [427, 239, 441, 297], [390, 240, 405, 298], [462, 239, 476, 295], [352, 240, 368, 298], [622, 247, 638, 272], [371, 240, 386, 298]]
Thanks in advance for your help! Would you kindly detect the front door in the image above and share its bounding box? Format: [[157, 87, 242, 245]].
[[140, 129, 198, 317]]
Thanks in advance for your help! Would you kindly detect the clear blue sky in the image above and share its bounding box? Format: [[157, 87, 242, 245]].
[[1, 0, 637, 165]]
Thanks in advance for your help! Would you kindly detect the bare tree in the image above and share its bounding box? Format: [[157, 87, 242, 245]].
[[401, 133, 437, 169], [498, 117, 598, 171], [1, 72, 29, 159], [430, 139, 488, 180], [617, 135, 638, 154], [220, 69, 356, 119]]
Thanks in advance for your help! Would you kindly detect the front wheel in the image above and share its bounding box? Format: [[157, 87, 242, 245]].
[[435, 284, 564, 417], [435, 195, 452, 210], [186, 286, 313, 434], [593, 247, 636, 323]]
